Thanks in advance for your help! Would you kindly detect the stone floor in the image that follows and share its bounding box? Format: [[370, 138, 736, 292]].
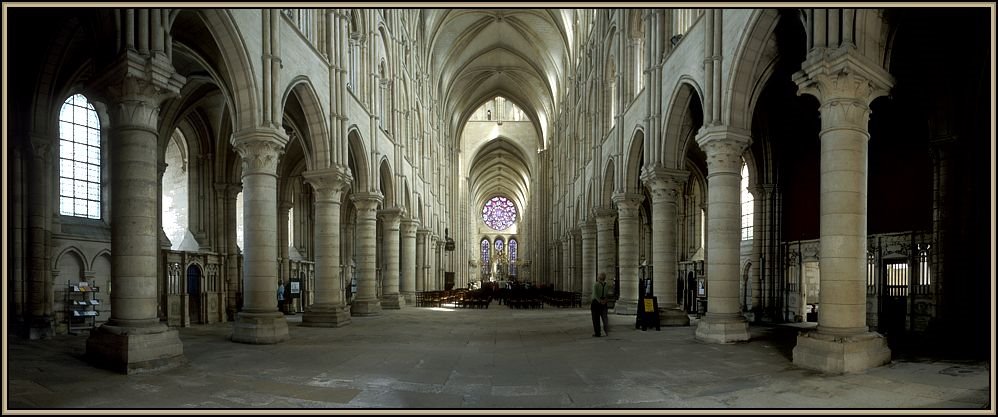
[[5, 304, 994, 412]]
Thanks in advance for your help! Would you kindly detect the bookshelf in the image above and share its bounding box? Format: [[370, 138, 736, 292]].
[[65, 280, 100, 334]]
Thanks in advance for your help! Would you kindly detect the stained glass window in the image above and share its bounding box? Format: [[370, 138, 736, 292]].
[[509, 239, 518, 276], [482, 196, 517, 231], [59, 94, 101, 219], [480, 239, 491, 277], [494, 238, 505, 255]]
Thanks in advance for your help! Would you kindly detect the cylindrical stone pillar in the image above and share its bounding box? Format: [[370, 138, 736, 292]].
[[694, 126, 751, 343], [643, 168, 691, 325], [612, 194, 643, 315], [379, 208, 403, 309], [791, 51, 893, 373], [594, 207, 617, 298], [416, 229, 428, 292], [230, 128, 290, 344], [561, 235, 572, 291], [400, 220, 418, 304], [580, 221, 597, 301], [301, 166, 352, 327], [351, 193, 383, 315], [85, 60, 189, 371], [26, 137, 54, 339]]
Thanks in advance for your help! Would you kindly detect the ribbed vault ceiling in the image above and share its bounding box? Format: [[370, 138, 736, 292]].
[[425, 8, 572, 225]]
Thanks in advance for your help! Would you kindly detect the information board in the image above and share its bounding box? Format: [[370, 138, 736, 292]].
[[635, 296, 661, 331]]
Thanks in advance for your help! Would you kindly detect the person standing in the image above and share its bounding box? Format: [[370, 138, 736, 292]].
[[591, 272, 610, 337], [277, 280, 286, 314]]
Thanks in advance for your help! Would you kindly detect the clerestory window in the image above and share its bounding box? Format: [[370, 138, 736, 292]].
[[58, 94, 102, 219]]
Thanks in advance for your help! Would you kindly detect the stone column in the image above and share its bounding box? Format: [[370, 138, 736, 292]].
[[694, 126, 751, 343], [432, 236, 441, 290], [612, 194, 643, 315], [378, 208, 404, 309], [25, 136, 54, 339], [415, 229, 429, 292], [277, 199, 292, 295], [561, 235, 572, 291], [594, 207, 617, 297], [229, 127, 290, 344], [790, 51, 893, 373], [224, 184, 242, 321], [400, 219, 418, 304], [85, 51, 187, 372], [642, 166, 690, 326], [301, 166, 352, 327], [929, 135, 956, 331], [580, 221, 597, 301], [748, 185, 766, 318], [351, 193, 383, 315]]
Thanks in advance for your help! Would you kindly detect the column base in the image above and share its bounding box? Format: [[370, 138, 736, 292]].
[[301, 304, 352, 328], [792, 330, 891, 374], [658, 308, 691, 326], [612, 300, 638, 315], [86, 323, 187, 374], [231, 311, 289, 344], [402, 291, 415, 305], [380, 293, 405, 309], [695, 314, 750, 343], [21, 316, 54, 340], [351, 298, 382, 316]]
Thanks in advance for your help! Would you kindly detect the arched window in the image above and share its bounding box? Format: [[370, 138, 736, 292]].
[[509, 238, 518, 277], [59, 94, 101, 219], [470, 96, 530, 122], [162, 131, 189, 249], [236, 191, 244, 251], [741, 159, 754, 240], [482, 196, 517, 231], [494, 237, 505, 255], [480, 238, 491, 277]]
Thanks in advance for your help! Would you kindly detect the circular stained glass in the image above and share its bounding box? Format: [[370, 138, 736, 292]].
[[482, 196, 517, 231]]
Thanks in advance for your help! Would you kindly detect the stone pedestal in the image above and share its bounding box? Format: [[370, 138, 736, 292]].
[[793, 330, 891, 374], [694, 126, 752, 343], [231, 312, 290, 344], [302, 304, 352, 328], [695, 313, 750, 343], [658, 308, 690, 326], [87, 323, 187, 374]]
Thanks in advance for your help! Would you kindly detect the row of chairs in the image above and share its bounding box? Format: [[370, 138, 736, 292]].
[[543, 291, 583, 308], [414, 289, 493, 308]]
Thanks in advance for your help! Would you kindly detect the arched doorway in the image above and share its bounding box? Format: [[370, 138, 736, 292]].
[[186, 264, 202, 324]]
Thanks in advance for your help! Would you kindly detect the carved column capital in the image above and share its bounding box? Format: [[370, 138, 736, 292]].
[[351, 192, 383, 216], [400, 219, 419, 237], [794, 50, 894, 132], [612, 193, 644, 220], [88, 50, 186, 130], [231, 128, 289, 176], [303, 165, 353, 203], [642, 166, 688, 203], [695, 126, 751, 174], [378, 207, 403, 226]]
